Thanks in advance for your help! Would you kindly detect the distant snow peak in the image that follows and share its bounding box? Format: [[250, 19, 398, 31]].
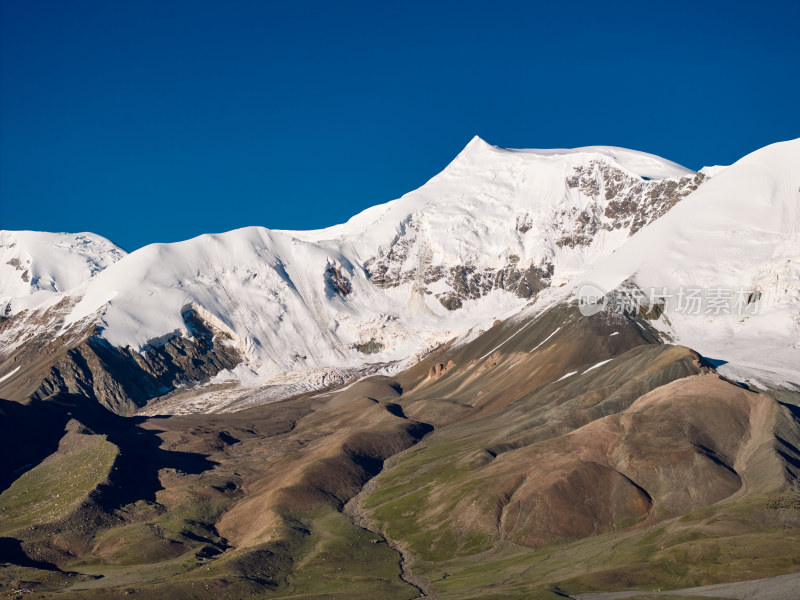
[[0, 230, 125, 317]]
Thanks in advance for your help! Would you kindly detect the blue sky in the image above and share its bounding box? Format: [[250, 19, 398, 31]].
[[2, 0, 798, 251]]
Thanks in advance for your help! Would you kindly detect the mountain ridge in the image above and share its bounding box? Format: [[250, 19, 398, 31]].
[[2, 137, 800, 599], [2, 137, 798, 415]]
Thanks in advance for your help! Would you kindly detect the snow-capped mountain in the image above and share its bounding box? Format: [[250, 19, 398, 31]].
[[575, 137, 800, 390], [65, 138, 702, 359], [3, 136, 797, 413], [4, 138, 798, 600], [0, 137, 710, 412], [0, 231, 126, 316]]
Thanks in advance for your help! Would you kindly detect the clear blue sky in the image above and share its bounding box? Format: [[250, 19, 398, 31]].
[[2, 0, 798, 251]]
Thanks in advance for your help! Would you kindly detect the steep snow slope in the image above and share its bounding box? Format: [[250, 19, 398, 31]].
[[292, 137, 705, 306], [0, 231, 126, 316], [293, 137, 700, 267], [67, 225, 483, 381], [579, 138, 800, 389], [0, 138, 720, 414], [42, 138, 703, 390]]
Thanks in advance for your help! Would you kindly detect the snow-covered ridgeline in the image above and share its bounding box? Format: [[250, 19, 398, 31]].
[[572, 138, 800, 389], [13, 136, 797, 399], [0, 231, 126, 315]]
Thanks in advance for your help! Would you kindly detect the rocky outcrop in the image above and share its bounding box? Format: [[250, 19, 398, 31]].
[[5, 257, 30, 284], [428, 360, 455, 378], [325, 263, 352, 298], [365, 221, 555, 311], [435, 262, 554, 310], [354, 338, 385, 354], [365, 161, 707, 311], [558, 161, 706, 247], [26, 308, 241, 415]]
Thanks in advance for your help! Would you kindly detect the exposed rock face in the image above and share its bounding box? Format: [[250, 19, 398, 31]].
[[436, 263, 554, 310], [5, 257, 30, 284], [560, 160, 707, 245], [324, 263, 352, 298], [354, 338, 385, 354], [2, 307, 241, 416], [365, 219, 556, 311], [428, 360, 455, 378], [365, 162, 706, 310]]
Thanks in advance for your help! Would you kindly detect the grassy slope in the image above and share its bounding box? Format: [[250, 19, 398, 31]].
[[360, 393, 800, 599], [2, 381, 425, 599], [0, 432, 118, 536], [2, 306, 799, 598], [48, 507, 417, 600], [405, 496, 800, 599], [355, 308, 800, 598]]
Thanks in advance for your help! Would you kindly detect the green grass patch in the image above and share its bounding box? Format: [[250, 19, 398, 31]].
[[0, 434, 117, 535], [282, 507, 417, 599]]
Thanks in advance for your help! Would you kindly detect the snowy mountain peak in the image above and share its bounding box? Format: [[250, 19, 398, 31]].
[[17, 137, 800, 413], [0, 230, 126, 316], [459, 134, 495, 154], [20, 140, 701, 389], [578, 137, 800, 389], [451, 136, 694, 181]]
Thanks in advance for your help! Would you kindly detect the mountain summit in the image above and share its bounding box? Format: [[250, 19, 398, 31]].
[[1, 138, 797, 415]]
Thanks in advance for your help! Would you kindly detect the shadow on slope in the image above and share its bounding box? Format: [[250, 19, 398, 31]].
[[0, 392, 218, 572]]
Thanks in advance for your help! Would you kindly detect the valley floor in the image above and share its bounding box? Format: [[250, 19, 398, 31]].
[[2, 304, 800, 598]]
